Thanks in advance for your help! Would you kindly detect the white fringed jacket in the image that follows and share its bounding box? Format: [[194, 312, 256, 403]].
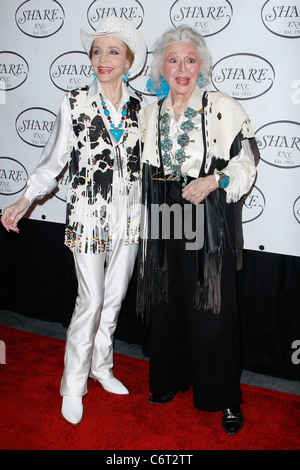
[[23, 80, 144, 254], [136, 87, 259, 317], [140, 86, 257, 202]]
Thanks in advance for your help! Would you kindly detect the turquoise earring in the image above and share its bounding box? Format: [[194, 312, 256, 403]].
[[122, 71, 130, 83], [197, 72, 205, 88], [146, 73, 170, 99]]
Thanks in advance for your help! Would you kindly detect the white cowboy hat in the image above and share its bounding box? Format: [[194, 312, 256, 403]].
[[80, 17, 147, 79]]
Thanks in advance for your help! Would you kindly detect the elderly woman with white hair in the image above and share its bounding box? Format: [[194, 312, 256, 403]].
[[137, 25, 259, 435], [1, 17, 147, 425]]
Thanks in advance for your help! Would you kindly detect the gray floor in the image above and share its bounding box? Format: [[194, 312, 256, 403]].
[[1, 309, 299, 396]]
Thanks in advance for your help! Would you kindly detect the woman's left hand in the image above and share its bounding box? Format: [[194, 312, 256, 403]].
[[182, 175, 219, 204]]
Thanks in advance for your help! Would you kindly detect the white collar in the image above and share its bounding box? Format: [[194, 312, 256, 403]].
[[87, 79, 138, 105], [163, 86, 204, 118]]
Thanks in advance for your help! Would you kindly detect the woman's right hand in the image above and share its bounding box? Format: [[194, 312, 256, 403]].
[[1, 196, 31, 233]]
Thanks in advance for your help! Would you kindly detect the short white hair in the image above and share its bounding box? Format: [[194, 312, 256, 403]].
[[151, 25, 212, 89]]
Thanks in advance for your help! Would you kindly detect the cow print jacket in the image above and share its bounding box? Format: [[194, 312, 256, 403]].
[[65, 86, 143, 254]]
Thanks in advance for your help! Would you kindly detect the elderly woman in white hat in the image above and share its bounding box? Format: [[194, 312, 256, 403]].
[[1, 17, 147, 425]]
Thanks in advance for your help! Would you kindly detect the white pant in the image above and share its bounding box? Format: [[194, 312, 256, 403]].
[[60, 238, 138, 397]]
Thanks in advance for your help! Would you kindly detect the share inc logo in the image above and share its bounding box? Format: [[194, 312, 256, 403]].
[[255, 121, 300, 169], [0, 157, 28, 196], [50, 52, 94, 92], [212, 53, 275, 100], [261, 1, 300, 38], [16, 108, 56, 148], [169, 0, 233, 36], [15, 0, 65, 38], [0, 52, 29, 91], [87, 0, 144, 30]]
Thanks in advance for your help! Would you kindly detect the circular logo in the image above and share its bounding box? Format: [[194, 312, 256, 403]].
[[50, 51, 94, 92], [15, 0, 65, 38], [293, 196, 300, 223], [242, 186, 266, 223], [0, 51, 29, 91], [212, 53, 275, 100], [170, 0, 233, 36], [0, 157, 28, 196], [87, 0, 144, 30], [261, 0, 300, 39], [129, 51, 154, 97], [16, 108, 56, 147], [256, 121, 300, 168]]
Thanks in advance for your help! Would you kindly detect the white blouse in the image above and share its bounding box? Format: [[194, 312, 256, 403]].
[[141, 86, 257, 203]]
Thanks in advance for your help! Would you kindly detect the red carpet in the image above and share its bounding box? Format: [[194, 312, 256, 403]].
[[0, 325, 299, 451]]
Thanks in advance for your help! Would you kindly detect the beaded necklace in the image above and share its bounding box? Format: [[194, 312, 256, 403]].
[[160, 106, 198, 187], [100, 94, 128, 142]]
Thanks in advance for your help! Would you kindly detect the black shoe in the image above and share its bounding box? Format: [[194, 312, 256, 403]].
[[148, 391, 176, 404], [222, 405, 244, 435], [148, 386, 190, 405]]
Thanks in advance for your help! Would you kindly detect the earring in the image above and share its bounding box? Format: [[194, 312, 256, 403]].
[[122, 71, 130, 83], [146, 73, 170, 99], [93, 72, 97, 82], [197, 72, 205, 88]]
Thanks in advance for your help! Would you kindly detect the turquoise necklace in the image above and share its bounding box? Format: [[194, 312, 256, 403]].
[[161, 107, 197, 187], [101, 94, 128, 143]]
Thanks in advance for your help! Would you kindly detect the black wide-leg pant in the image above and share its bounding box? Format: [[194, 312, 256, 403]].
[[149, 190, 243, 412]]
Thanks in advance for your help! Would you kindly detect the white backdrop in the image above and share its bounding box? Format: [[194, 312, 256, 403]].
[[0, 0, 299, 257]]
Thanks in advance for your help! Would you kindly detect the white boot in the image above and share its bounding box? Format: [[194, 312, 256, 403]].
[[90, 373, 129, 395], [61, 396, 83, 425], [99, 377, 129, 395]]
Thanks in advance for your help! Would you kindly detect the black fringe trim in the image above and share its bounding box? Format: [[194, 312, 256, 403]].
[[136, 239, 168, 324], [193, 157, 234, 314]]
